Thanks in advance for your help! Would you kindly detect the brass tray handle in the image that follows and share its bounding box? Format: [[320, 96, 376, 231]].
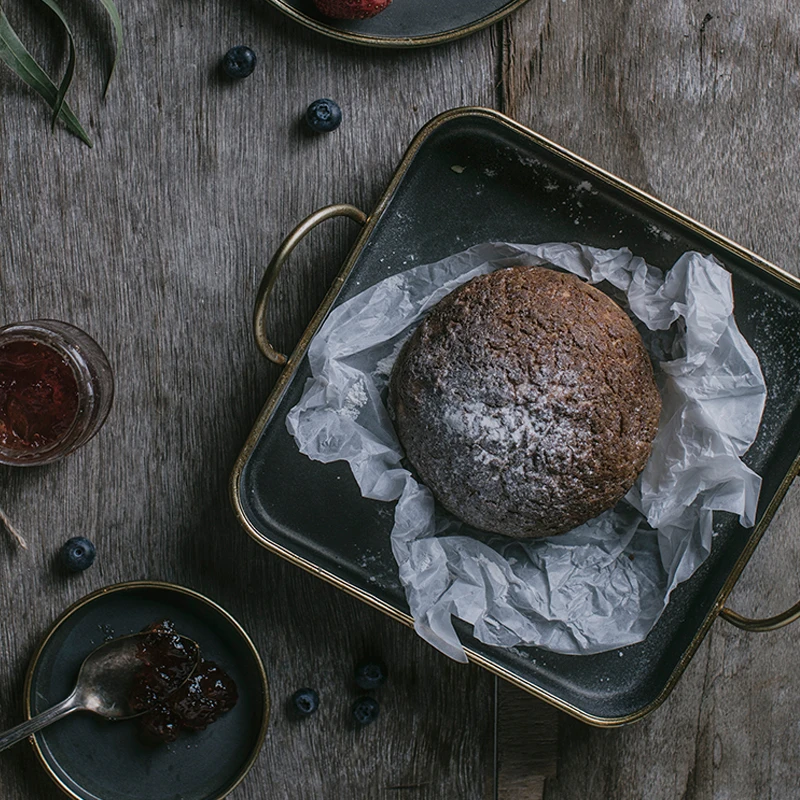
[[254, 204, 368, 365], [719, 599, 800, 632]]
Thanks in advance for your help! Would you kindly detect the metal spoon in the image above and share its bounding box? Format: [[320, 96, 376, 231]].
[[0, 632, 199, 752]]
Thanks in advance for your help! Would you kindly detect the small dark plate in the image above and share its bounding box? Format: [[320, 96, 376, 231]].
[[24, 582, 269, 800], [266, 0, 530, 47]]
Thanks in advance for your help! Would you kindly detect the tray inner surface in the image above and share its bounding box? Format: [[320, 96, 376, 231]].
[[239, 113, 800, 721]]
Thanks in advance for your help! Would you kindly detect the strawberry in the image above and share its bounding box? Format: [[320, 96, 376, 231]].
[[313, 0, 392, 20]]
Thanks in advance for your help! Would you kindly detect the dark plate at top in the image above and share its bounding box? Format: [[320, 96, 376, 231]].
[[24, 582, 269, 800], [266, 0, 531, 47], [232, 108, 800, 726]]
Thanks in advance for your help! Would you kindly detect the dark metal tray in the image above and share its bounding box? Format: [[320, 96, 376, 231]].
[[266, 0, 530, 47], [231, 108, 800, 725]]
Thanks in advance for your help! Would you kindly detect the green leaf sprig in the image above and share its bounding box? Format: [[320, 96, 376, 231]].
[[0, 0, 123, 147]]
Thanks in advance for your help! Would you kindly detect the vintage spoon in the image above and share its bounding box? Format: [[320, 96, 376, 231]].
[[0, 632, 199, 752]]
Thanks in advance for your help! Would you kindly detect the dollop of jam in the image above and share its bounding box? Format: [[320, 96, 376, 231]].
[[129, 620, 238, 745], [128, 620, 199, 715], [0, 340, 80, 450]]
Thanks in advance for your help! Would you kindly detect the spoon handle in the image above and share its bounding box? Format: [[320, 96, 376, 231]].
[[0, 693, 81, 753]]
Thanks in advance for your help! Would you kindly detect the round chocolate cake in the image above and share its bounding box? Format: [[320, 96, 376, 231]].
[[389, 266, 662, 538]]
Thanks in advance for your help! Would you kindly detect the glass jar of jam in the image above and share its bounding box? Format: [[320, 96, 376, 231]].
[[0, 320, 113, 466]]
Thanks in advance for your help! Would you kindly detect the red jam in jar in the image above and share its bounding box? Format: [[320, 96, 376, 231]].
[[0, 321, 113, 466], [0, 340, 81, 451]]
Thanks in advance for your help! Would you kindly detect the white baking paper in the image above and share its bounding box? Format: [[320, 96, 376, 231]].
[[285, 243, 767, 662]]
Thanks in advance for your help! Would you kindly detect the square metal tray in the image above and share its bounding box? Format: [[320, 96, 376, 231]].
[[231, 108, 800, 725]]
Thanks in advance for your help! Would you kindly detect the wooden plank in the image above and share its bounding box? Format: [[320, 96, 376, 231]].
[[0, 1, 503, 797], [495, 678, 559, 800], [502, 2, 800, 798]]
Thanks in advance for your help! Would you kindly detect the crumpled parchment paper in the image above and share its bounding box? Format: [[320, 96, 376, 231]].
[[286, 242, 767, 662]]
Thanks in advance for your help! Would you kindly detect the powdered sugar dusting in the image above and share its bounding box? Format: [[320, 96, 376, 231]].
[[339, 380, 368, 421], [443, 395, 591, 467]]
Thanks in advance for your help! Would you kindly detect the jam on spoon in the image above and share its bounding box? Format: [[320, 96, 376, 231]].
[[131, 620, 239, 744], [128, 620, 200, 715]]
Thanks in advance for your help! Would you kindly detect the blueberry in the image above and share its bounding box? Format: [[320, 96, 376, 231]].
[[222, 46, 257, 79], [291, 688, 319, 716], [352, 696, 379, 726], [305, 99, 342, 133], [354, 660, 387, 690], [60, 536, 96, 572]]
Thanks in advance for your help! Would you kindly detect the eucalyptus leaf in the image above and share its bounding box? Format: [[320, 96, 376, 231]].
[[0, 4, 92, 146], [96, 0, 122, 97], [36, 0, 76, 131]]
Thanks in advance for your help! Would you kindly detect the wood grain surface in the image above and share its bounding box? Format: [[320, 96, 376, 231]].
[[0, 0, 799, 797], [504, 2, 800, 799], [496, 682, 558, 800]]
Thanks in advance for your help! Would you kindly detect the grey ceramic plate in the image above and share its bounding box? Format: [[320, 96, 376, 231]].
[[24, 582, 269, 800], [267, 0, 531, 47]]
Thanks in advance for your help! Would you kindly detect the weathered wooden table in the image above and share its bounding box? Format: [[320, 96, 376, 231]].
[[1, 1, 799, 797]]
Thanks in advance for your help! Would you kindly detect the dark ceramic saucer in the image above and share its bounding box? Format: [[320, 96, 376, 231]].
[[24, 582, 269, 800], [267, 0, 530, 47]]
